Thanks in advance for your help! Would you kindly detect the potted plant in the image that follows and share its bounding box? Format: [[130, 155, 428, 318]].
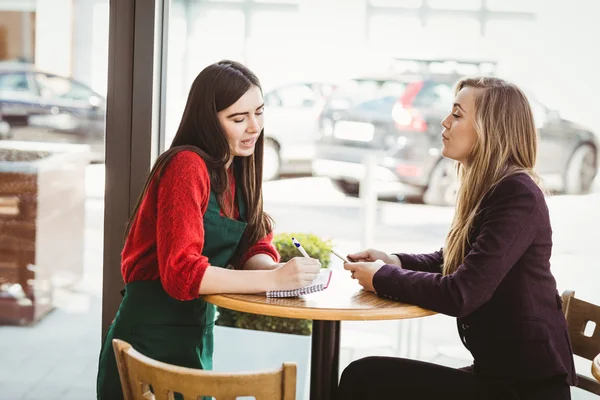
[[213, 232, 333, 400]]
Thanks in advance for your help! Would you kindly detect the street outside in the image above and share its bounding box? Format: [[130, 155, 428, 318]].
[[0, 164, 598, 399]]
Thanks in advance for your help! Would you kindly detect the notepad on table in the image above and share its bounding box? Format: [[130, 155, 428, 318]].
[[266, 269, 333, 298]]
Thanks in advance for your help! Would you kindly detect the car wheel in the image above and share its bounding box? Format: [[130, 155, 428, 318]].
[[423, 159, 458, 206], [564, 144, 597, 194], [331, 179, 359, 197], [262, 139, 281, 181]]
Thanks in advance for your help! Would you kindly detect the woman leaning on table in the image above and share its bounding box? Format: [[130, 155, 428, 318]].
[[96, 60, 321, 400], [339, 77, 576, 400]]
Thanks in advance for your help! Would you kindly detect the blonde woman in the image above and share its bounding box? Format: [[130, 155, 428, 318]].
[[339, 77, 575, 399]]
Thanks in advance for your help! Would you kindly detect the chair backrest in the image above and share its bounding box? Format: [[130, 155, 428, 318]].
[[112, 339, 297, 400], [562, 290, 600, 395]]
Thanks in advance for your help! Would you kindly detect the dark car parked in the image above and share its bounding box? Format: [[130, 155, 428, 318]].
[[314, 60, 598, 205], [0, 62, 105, 161]]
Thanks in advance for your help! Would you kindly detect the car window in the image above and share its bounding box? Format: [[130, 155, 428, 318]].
[[0, 72, 31, 93], [354, 96, 397, 113], [413, 82, 454, 108], [273, 84, 318, 107], [329, 79, 407, 109], [35, 73, 94, 101]]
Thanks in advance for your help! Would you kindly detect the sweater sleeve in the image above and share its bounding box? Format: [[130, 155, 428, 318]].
[[239, 230, 280, 268], [156, 151, 211, 301]]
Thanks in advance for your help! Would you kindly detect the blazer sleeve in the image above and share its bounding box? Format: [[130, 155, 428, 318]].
[[373, 178, 540, 318], [394, 249, 443, 273]]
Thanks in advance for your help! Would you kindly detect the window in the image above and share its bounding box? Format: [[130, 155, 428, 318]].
[[331, 79, 407, 110], [368, 15, 421, 45], [0, 72, 31, 93], [355, 96, 397, 113], [369, 0, 422, 8], [486, 0, 540, 13], [529, 97, 548, 128], [414, 83, 455, 108], [428, 0, 481, 10], [35, 73, 95, 101]]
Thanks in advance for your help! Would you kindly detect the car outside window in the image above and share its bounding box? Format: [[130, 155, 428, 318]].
[[0, 72, 31, 93], [35, 73, 94, 101], [274, 84, 318, 107]]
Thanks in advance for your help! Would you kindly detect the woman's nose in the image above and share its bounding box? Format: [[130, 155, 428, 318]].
[[441, 115, 451, 130], [248, 116, 260, 132]]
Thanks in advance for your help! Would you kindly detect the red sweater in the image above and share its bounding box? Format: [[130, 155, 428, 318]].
[[121, 150, 280, 301]]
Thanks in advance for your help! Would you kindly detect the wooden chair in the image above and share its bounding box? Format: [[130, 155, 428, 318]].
[[561, 290, 600, 395], [112, 338, 297, 400]]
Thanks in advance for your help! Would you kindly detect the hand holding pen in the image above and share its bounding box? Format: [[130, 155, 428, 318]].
[[270, 238, 321, 290], [292, 237, 310, 258]]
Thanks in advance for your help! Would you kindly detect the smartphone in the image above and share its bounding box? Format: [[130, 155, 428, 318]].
[[331, 249, 349, 263]]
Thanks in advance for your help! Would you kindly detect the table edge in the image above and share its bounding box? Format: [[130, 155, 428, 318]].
[[202, 294, 437, 321]]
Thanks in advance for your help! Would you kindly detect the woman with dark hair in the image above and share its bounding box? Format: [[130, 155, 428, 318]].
[[97, 60, 321, 399]]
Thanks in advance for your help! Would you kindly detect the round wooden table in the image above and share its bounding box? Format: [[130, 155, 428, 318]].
[[593, 353, 600, 383], [203, 270, 435, 400]]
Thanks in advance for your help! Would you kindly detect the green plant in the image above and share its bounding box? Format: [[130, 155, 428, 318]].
[[216, 232, 333, 335]]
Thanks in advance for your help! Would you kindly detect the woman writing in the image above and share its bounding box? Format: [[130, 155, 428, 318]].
[[339, 77, 576, 399], [97, 60, 321, 399]]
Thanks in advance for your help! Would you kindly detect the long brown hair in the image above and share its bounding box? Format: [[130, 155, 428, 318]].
[[125, 60, 273, 266], [443, 77, 539, 275]]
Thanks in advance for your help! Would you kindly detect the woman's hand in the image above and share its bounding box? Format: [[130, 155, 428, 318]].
[[270, 257, 321, 290], [343, 260, 386, 292], [347, 249, 401, 266]]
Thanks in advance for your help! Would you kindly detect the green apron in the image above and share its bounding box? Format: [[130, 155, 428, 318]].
[[97, 185, 247, 400]]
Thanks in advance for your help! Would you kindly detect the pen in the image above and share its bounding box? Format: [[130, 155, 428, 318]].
[[331, 249, 349, 263], [291, 237, 310, 258]]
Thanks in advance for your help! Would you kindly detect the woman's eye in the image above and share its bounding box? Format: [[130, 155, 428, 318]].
[[234, 119, 245, 123], [452, 113, 460, 118]]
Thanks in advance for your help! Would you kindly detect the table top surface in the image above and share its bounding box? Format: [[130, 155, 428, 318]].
[[202, 270, 436, 321], [593, 353, 600, 383]]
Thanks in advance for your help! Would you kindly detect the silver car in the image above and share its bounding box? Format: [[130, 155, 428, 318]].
[[262, 82, 335, 181]]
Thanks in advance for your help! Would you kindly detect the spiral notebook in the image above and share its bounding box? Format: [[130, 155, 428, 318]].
[[266, 269, 333, 298]]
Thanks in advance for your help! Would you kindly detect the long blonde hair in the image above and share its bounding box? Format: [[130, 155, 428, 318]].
[[443, 77, 540, 275]]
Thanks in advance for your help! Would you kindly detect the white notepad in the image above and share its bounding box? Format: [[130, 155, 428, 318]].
[[266, 269, 333, 298]]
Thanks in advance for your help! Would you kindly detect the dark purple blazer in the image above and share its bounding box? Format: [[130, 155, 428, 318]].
[[373, 173, 576, 385]]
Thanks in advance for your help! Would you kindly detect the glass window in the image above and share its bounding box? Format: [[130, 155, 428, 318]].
[[529, 97, 548, 128], [330, 79, 407, 108], [0, 72, 31, 93], [35, 73, 95, 101], [413, 82, 455, 108], [355, 96, 397, 113], [2, 2, 109, 397], [254, 0, 298, 3], [428, 0, 481, 10], [369, 0, 422, 8], [272, 84, 317, 108], [250, 11, 300, 43], [486, 0, 540, 13], [426, 16, 480, 37], [368, 15, 422, 45]]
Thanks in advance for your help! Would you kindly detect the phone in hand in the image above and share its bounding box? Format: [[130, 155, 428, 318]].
[[331, 249, 350, 263]]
